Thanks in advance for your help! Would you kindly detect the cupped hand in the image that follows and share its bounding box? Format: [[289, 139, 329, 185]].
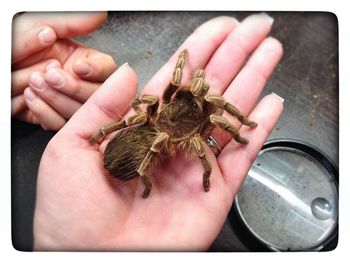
[[33, 13, 283, 251], [11, 12, 117, 130]]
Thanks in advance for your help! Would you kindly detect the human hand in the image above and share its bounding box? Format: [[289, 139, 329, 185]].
[[11, 12, 117, 130], [33, 13, 283, 251]]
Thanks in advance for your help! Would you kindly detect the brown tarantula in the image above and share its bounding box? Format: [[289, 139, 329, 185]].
[[90, 50, 257, 198]]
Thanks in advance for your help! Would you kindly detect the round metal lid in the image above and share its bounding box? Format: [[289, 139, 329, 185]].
[[233, 139, 338, 251]]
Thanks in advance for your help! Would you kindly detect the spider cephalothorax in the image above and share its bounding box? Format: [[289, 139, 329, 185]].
[[90, 50, 257, 198]]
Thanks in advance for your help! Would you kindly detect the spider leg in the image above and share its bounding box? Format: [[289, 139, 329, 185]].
[[131, 94, 159, 118], [190, 69, 209, 97], [205, 95, 257, 127], [162, 49, 187, 104], [89, 111, 147, 143], [190, 136, 212, 192], [210, 114, 249, 144], [137, 132, 169, 198]]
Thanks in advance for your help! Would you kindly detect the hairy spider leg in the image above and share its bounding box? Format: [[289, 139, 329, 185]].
[[137, 132, 170, 198], [190, 136, 212, 191], [89, 111, 147, 143], [209, 114, 249, 144], [162, 49, 188, 104], [205, 95, 257, 128], [190, 69, 209, 97], [131, 94, 159, 118]]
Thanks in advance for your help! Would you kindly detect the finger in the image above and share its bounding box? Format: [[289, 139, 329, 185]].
[[11, 94, 27, 116], [45, 68, 100, 102], [17, 12, 108, 38], [210, 37, 283, 148], [11, 59, 61, 96], [12, 25, 57, 64], [142, 16, 239, 97], [23, 87, 66, 131], [204, 12, 274, 94], [15, 109, 39, 125], [218, 93, 284, 197], [61, 63, 138, 139], [29, 72, 82, 119], [11, 59, 59, 117], [73, 52, 117, 82], [13, 12, 107, 64]]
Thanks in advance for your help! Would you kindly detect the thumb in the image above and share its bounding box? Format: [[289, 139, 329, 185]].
[[12, 12, 107, 64], [62, 63, 138, 139]]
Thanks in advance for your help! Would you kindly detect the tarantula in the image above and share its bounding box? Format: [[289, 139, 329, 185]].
[[90, 50, 257, 198]]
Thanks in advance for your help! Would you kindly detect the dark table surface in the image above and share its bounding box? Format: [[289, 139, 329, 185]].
[[12, 11, 338, 251]]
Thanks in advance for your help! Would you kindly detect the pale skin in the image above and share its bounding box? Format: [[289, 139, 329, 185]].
[[11, 12, 117, 130], [33, 13, 284, 251]]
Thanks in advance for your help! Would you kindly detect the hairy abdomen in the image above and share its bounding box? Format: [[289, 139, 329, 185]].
[[103, 125, 159, 181]]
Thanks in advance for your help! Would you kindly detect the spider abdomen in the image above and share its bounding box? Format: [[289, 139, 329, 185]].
[[103, 125, 159, 181]]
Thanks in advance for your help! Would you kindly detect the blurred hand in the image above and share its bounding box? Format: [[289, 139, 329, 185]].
[[11, 12, 117, 130], [33, 13, 283, 251]]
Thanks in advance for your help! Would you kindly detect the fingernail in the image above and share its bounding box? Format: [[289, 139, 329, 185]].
[[29, 72, 45, 90], [38, 27, 56, 46], [115, 62, 129, 73], [258, 12, 274, 25], [24, 88, 36, 101], [271, 92, 284, 103], [46, 60, 61, 71], [46, 68, 65, 87], [119, 62, 129, 69], [74, 61, 92, 76]]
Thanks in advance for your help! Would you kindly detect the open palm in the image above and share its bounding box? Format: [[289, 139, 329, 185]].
[[33, 14, 283, 251]]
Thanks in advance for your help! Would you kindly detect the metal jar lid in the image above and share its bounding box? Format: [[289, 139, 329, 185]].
[[232, 139, 338, 251]]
